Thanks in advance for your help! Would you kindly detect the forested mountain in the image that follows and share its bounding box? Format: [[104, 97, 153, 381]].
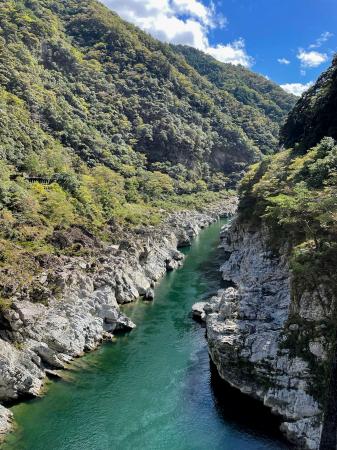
[[0, 0, 294, 275], [240, 55, 337, 235], [280, 55, 337, 150], [239, 55, 337, 293], [0, 0, 294, 177], [175, 45, 295, 155]]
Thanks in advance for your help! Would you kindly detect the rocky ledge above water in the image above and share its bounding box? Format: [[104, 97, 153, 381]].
[[0, 198, 237, 439], [202, 218, 329, 450]]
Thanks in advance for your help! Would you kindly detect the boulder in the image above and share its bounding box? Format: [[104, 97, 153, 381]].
[[192, 302, 206, 322]]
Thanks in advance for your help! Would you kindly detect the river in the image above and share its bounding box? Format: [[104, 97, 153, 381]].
[[3, 219, 290, 450]]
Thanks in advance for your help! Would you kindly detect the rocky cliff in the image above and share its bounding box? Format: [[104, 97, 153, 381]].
[[203, 217, 334, 450], [200, 56, 337, 450], [0, 199, 237, 440]]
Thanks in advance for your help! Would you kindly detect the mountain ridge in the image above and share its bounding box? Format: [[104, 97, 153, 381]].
[[0, 0, 295, 270], [0, 0, 295, 177]]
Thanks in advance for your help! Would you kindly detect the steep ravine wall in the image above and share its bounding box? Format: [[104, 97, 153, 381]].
[[0, 200, 237, 440], [204, 217, 335, 450]]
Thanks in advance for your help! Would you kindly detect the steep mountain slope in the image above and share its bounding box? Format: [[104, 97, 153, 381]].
[[0, 0, 294, 177], [205, 57, 337, 449], [281, 55, 337, 150], [175, 45, 295, 155], [0, 0, 294, 287]]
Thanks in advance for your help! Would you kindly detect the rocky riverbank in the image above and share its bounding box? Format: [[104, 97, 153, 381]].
[[0, 198, 237, 439], [199, 217, 329, 450]]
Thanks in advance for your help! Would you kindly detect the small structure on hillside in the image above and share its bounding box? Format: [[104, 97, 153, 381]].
[[10, 173, 54, 185], [25, 176, 53, 185]]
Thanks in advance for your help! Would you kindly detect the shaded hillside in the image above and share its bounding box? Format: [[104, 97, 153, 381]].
[[0, 0, 294, 178], [281, 55, 337, 150], [175, 45, 296, 155]]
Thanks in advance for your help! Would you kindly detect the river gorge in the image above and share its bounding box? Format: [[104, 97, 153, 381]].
[[2, 220, 289, 450]]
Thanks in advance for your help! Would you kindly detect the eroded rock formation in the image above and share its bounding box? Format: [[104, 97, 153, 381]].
[[0, 201, 237, 437], [204, 218, 329, 449]]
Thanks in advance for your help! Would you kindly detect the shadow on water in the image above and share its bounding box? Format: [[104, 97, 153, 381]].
[[210, 360, 291, 447], [181, 322, 291, 450]]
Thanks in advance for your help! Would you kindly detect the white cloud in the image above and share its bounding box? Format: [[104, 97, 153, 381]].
[[101, 0, 253, 67], [172, 0, 211, 24], [309, 31, 333, 49], [277, 58, 290, 65], [297, 49, 328, 68], [294, 33, 332, 75], [207, 39, 254, 66], [280, 81, 314, 96]]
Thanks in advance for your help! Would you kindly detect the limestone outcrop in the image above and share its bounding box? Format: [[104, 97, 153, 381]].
[[204, 218, 328, 450]]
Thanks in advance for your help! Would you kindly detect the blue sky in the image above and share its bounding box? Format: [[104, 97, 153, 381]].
[[101, 0, 337, 95]]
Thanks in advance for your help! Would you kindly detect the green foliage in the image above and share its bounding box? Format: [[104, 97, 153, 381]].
[[239, 137, 337, 244], [175, 45, 296, 155], [139, 171, 174, 200], [238, 134, 337, 405], [0, 297, 12, 311], [0, 0, 293, 179], [0, 0, 292, 297], [281, 56, 337, 151]]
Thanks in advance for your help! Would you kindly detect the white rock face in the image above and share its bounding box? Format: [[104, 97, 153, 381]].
[[205, 218, 325, 449], [0, 201, 237, 437], [0, 405, 13, 441], [191, 302, 206, 321]]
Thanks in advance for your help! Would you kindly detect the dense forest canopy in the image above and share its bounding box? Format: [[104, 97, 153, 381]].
[[0, 0, 295, 291], [280, 56, 337, 151], [175, 45, 295, 156], [0, 0, 294, 177]]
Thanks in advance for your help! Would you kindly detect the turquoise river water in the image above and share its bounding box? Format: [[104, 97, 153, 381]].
[[3, 219, 290, 450]]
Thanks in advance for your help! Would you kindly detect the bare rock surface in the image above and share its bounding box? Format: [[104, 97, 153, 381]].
[[0, 405, 13, 441], [191, 302, 206, 322], [205, 218, 325, 450]]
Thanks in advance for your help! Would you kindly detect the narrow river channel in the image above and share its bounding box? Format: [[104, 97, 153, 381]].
[[4, 219, 290, 450]]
